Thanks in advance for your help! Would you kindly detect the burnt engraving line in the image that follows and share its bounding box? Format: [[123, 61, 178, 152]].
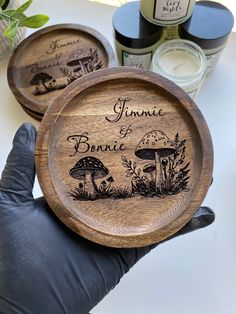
[[119, 124, 133, 138], [123, 130, 190, 197], [30, 48, 103, 96], [105, 97, 165, 123], [67, 131, 190, 201], [68, 156, 132, 201]]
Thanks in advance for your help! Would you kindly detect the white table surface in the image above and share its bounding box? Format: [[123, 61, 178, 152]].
[[1, 1, 236, 313]]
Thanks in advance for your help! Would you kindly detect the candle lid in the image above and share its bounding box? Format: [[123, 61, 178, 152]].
[[7, 23, 115, 117], [112, 1, 163, 49], [35, 67, 213, 248], [179, 1, 234, 50]]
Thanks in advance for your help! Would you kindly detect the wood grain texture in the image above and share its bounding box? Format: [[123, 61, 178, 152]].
[[7, 23, 115, 115], [35, 67, 213, 248]]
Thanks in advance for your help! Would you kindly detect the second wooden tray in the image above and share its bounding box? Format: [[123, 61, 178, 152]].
[[35, 67, 213, 248], [8, 23, 115, 115]]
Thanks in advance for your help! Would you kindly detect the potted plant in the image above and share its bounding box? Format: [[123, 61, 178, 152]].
[[0, 0, 49, 58]]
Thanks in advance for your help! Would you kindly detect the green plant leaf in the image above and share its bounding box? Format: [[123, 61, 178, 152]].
[[0, 9, 13, 22], [3, 19, 18, 39], [20, 14, 49, 28], [13, 0, 33, 15], [1, 9, 14, 16], [0, 0, 6, 8], [11, 11, 26, 19], [0, 9, 26, 20]]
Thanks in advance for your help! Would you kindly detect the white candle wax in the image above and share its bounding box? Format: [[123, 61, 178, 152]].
[[159, 50, 200, 76], [152, 40, 207, 98]]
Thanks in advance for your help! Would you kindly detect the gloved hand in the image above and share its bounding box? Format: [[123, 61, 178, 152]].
[[0, 124, 215, 314]]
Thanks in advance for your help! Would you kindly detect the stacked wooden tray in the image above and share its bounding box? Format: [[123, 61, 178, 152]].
[[35, 67, 213, 248], [8, 23, 115, 119]]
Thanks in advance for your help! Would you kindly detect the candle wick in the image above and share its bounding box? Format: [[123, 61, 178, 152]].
[[174, 62, 189, 71]]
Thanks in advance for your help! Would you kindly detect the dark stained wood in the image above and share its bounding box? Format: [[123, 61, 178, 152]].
[[20, 103, 44, 120], [35, 67, 213, 248], [7, 23, 115, 115]]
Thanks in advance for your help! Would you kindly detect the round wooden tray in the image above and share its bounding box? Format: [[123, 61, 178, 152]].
[[8, 23, 115, 115], [35, 67, 213, 248]]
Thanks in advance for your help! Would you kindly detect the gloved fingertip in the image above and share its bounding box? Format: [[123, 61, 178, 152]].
[[13, 123, 37, 150], [191, 206, 215, 229], [0, 123, 37, 202], [175, 206, 215, 238]]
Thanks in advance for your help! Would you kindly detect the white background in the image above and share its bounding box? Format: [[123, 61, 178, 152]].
[[0, 1, 236, 313]]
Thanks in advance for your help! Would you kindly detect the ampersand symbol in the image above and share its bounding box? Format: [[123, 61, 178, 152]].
[[120, 125, 133, 139]]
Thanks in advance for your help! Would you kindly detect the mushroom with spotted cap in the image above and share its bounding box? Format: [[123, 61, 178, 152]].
[[135, 130, 176, 193], [69, 156, 109, 199]]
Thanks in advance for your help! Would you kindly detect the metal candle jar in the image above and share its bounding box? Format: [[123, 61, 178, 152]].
[[140, 0, 196, 26], [112, 1, 163, 70], [152, 39, 207, 98], [178, 1, 234, 74]]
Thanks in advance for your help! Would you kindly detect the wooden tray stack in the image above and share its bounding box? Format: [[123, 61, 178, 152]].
[[7, 21, 213, 248]]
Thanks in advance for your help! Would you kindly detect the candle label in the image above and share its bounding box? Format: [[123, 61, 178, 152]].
[[122, 51, 152, 70], [161, 26, 179, 42], [153, 0, 191, 21], [206, 49, 224, 74]]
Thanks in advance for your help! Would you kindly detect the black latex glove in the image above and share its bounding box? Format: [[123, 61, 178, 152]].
[[0, 124, 215, 314]]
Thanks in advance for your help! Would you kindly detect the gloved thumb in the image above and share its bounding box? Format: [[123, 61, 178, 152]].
[[0, 123, 37, 203]]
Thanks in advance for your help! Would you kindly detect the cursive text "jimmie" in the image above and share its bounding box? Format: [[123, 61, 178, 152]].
[[105, 97, 165, 123]]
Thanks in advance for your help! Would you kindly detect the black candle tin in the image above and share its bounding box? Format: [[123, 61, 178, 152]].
[[178, 1, 234, 73], [112, 1, 163, 69]]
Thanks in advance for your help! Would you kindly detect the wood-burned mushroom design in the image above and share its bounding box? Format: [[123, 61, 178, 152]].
[[31, 72, 53, 95], [68, 156, 133, 200], [30, 49, 103, 96], [143, 163, 156, 182], [66, 48, 102, 75], [121, 131, 190, 197], [31, 71, 69, 96], [135, 130, 176, 193], [69, 156, 108, 200], [68, 132, 190, 201]]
